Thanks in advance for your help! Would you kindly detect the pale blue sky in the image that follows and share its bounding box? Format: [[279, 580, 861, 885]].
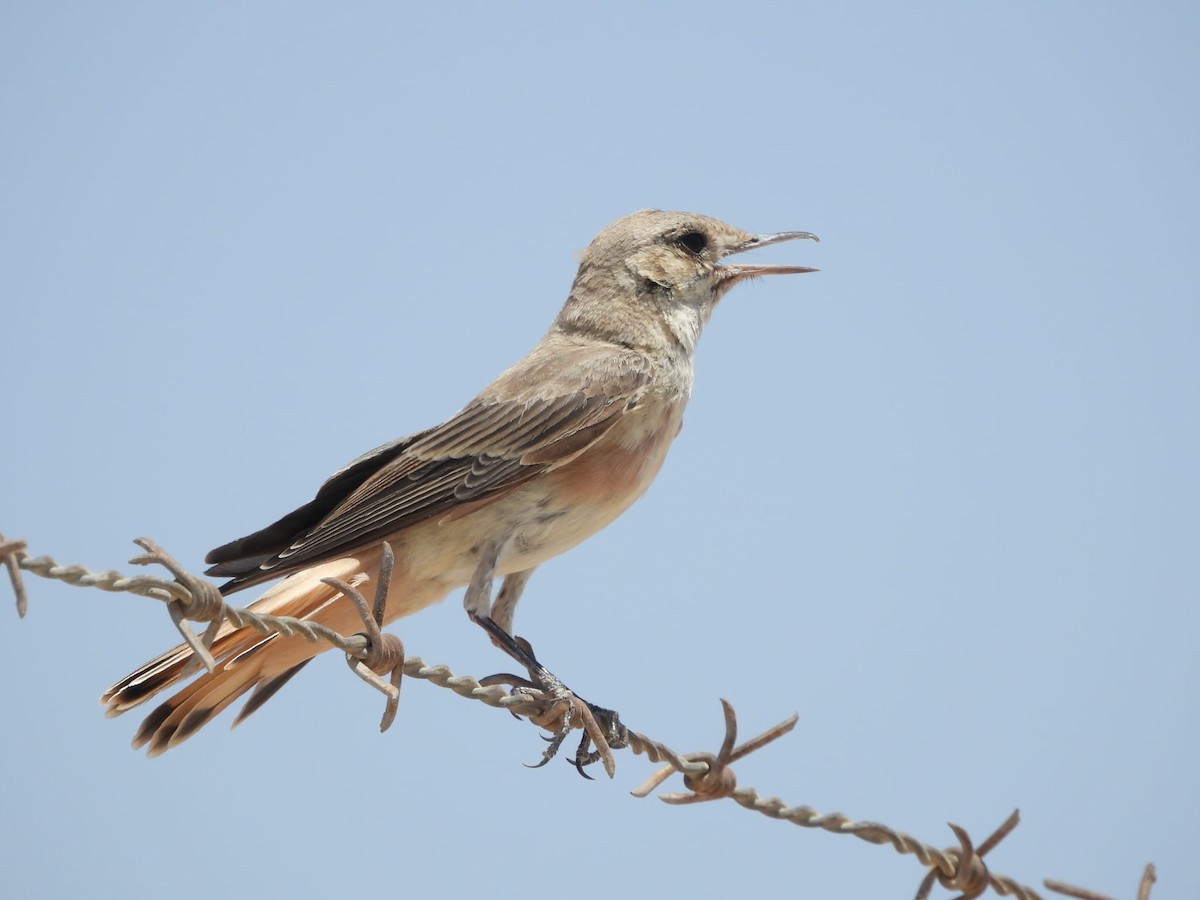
[[3, 3, 1197, 898]]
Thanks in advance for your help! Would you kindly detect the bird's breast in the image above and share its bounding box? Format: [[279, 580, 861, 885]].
[[499, 397, 684, 567], [400, 396, 686, 586]]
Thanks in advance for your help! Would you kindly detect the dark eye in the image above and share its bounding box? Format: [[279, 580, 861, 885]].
[[676, 231, 707, 254]]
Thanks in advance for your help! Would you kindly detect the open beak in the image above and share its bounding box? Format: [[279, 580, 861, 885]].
[[717, 231, 820, 287]]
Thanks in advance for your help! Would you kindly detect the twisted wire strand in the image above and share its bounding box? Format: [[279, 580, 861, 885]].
[[724, 790, 1040, 899], [17, 554, 192, 604], [2, 535, 1149, 900]]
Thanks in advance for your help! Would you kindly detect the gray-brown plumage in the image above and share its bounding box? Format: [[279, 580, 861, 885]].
[[102, 210, 817, 756]]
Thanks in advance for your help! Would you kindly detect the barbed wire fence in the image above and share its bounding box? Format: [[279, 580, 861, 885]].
[[1, 531, 1157, 900]]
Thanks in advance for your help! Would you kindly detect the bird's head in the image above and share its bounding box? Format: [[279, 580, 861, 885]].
[[558, 210, 818, 355]]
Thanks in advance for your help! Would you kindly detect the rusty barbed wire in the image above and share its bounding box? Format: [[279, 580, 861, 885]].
[[1, 533, 1156, 900]]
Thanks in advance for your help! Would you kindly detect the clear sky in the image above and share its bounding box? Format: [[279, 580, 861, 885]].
[[3, 3, 1197, 898]]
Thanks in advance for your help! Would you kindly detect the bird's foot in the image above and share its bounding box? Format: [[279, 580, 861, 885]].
[[473, 616, 627, 778], [485, 661, 628, 779], [526, 661, 627, 779]]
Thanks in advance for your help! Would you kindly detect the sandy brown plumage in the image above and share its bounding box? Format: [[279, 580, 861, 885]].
[[102, 210, 817, 756]]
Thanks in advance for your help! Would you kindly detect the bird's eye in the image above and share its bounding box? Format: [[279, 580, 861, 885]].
[[676, 231, 707, 255]]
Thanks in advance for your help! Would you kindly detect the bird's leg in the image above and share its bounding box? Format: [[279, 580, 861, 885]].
[[463, 550, 627, 776], [462, 541, 541, 671], [490, 568, 532, 637]]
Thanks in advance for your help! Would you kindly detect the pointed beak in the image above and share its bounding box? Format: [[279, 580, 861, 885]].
[[717, 231, 820, 287]]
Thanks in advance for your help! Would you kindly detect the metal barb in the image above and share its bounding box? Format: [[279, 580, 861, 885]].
[[1045, 862, 1156, 900], [913, 811, 1019, 900], [976, 809, 1022, 859], [0, 534, 29, 617], [128, 537, 226, 674], [1043, 881, 1116, 900], [1138, 864, 1157, 900], [631, 699, 797, 802], [322, 543, 405, 733]]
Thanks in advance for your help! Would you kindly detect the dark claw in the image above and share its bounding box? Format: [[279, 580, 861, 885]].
[[571, 731, 598, 779], [470, 614, 625, 778], [527, 711, 573, 769]]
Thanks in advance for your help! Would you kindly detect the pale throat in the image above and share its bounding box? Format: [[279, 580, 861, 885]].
[[658, 299, 707, 356]]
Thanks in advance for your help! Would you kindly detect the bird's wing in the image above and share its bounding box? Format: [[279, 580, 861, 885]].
[[205, 347, 652, 592]]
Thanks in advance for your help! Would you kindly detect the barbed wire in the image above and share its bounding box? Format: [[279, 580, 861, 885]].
[[1, 532, 1156, 900]]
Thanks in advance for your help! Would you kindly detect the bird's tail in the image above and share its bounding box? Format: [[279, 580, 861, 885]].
[[101, 553, 388, 757]]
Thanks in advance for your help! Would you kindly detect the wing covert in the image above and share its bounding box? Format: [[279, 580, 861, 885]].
[[206, 353, 651, 592]]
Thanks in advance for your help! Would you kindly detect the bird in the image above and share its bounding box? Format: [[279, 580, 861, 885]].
[[102, 209, 818, 758]]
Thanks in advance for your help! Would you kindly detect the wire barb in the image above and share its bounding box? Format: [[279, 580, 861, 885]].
[[129, 537, 225, 674], [322, 541, 406, 732], [1, 533, 30, 617], [631, 699, 797, 803], [1044, 862, 1157, 900], [912, 811, 1019, 900]]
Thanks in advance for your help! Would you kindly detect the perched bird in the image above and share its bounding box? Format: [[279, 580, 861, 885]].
[[102, 209, 818, 758]]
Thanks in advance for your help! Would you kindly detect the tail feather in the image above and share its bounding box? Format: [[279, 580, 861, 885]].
[[231, 660, 312, 727], [103, 553, 387, 755], [134, 660, 261, 757]]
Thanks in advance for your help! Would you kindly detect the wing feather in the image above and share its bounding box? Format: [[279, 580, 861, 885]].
[[205, 348, 652, 592]]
